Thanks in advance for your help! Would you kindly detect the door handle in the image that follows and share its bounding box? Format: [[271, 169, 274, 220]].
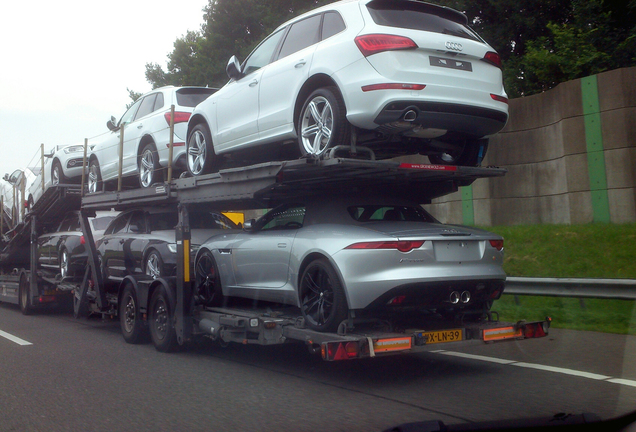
[[295, 60, 307, 68], [103, 239, 109, 245], [137, 124, 143, 129], [277, 243, 287, 248], [249, 79, 259, 87], [119, 239, 125, 244]]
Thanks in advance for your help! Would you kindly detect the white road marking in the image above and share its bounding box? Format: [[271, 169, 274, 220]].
[[434, 350, 636, 387], [0, 330, 33, 346]]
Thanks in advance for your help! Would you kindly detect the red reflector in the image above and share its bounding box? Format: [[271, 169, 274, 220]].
[[164, 111, 191, 125], [388, 295, 407, 306], [490, 94, 508, 104], [38, 295, 56, 304], [483, 51, 502, 68], [345, 240, 425, 253], [322, 342, 359, 360], [355, 34, 418, 57], [166, 142, 186, 148], [80, 235, 85, 245], [362, 83, 426, 92], [489, 239, 504, 251]]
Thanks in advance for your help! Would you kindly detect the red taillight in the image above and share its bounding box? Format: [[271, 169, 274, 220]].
[[490, 94, 508, 104], [346, 240, 425, 253], [489, 239, 504, 251], [482, 51, 502, 68], [355, 34, 418, 57], [388, 295, 407, 306], [164, 111, 191, 125], [362, 83, 426, 92], [80, 235, 85, 245], [322, 342, 360, 361]]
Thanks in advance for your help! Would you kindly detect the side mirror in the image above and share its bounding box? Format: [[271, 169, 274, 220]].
[[243, 219, 256, 232], [226, 55, 242, 81], [106, 116, 118, 131]]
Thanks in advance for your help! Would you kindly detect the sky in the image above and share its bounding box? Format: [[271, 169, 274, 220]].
[[0, 0, 209, 183]]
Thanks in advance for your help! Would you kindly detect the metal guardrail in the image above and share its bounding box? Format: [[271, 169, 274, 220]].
[[505, 277, 636, 300]]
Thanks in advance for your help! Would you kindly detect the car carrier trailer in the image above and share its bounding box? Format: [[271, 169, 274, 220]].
[[71, 157, 550, 360], [0, 184, 83, 314]]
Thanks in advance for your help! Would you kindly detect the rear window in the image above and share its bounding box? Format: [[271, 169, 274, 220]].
[[366, 0, 481, 42], [176, 88, 217, 107], [348, 205, 436, 223]]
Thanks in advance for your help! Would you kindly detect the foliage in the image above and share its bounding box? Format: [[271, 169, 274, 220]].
[[126, 88, 143, 109]]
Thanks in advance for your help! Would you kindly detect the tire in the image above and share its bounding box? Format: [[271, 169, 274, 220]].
[[186, 123, 218, 176], [194, 250, 225, 307], [299, 258, 348, 333], [51, 160, 66, 186], [428, 138, 487, 167], [144, 250, 164, 280], [139, 143, 161, 188], [119, 283, 148, 344], [148, 285, 178, 352], [18, 274, 32, 316], [59, 248, 69, 279], [297, 87, 350, 158], [87, 159, 102, 193]]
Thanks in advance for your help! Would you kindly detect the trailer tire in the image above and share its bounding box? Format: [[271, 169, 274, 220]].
[[148, 285, 178, 352], [194, 250, 224, 307], [18, 273, 32, 316], [120, 283, 148, 344], [299, 258, 348, 333]]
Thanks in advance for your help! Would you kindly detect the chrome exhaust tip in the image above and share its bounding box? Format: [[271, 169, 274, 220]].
[[461, 291, 471, 304], [403, 109, 418, 122], [449, 291, 460, 304]]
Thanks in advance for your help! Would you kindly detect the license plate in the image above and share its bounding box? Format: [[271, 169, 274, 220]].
[[420, 329, 463, 344], [429, 56, 473, 72]]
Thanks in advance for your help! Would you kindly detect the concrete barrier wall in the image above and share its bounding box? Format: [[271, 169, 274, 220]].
[[424, 67, 636, 226]]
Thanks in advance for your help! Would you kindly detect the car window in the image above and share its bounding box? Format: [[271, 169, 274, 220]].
[[321, 11, 346, 40], [134, 94, 158, 121], [148, 212, 178, 231], [176, 88, 216, 107], [242, 28, 286, 76], [105, 213, 131, 235], [127, 211, 147, 233], [91, 216, 116, 232], [366, 0, 481, 42], [57, 213, 75, 232], [153, 92, 164, 111], [348, 205, 437, 222], [261, 205, 305, 231], [118, 98, 142, 127], [277, 14, 322, 59]]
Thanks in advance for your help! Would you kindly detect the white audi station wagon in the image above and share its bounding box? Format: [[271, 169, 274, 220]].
[[186, 0, 508, 175]]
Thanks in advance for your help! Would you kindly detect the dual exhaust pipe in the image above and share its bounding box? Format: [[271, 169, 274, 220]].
[[449, 290, 471, 304]]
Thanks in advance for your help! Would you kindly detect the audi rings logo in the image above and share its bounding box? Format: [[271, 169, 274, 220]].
[[445, 41, 463, 51]]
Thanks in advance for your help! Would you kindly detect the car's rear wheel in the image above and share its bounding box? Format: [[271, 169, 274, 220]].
[[59, 248, 69, 278], [139, 143, 161, 188], [87, 159, 102, 193], [428, 138, 487, 167], [187, 123, 218, 176], [299, 258, 348, 332], [194, 250, 225, 307], [145, 250, 164, 279], [297, 87, 349, 158], [52, 160, 66, 186]]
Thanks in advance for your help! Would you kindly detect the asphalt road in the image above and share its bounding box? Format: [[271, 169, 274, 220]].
[[1, 302, 635, 432]]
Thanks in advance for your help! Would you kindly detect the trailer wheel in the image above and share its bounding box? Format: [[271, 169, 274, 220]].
[[139, 143, 161, 188], [297, 87, 349, 158], [88, 159, 102, 193], [194, 250, 224, 307], [119, 283, 148, 344], [186, 123, 218, 176], [18, 273, 32, 316], [299, 258, 348, 332], [148, 285, 178, 352]]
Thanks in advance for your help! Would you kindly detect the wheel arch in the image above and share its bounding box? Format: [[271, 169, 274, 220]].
[[187, 114, 208, 143], [297, 251, 350, 309], [293, 74, 341, 133], [137, 136, 158, 167]]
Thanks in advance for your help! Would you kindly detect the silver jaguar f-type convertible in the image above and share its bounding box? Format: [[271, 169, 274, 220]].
[[194, 195, 506, 332]]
